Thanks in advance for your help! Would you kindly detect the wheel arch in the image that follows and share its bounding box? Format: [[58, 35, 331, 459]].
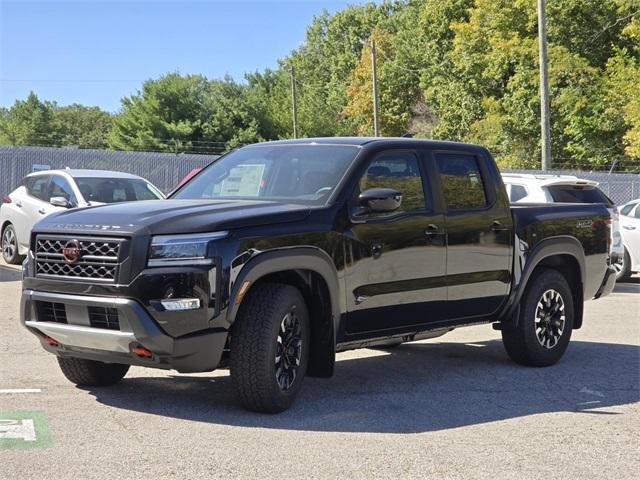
[[502, 236, 586, 329], [227, 247, 340, 377], [1, 219, 12, 236]]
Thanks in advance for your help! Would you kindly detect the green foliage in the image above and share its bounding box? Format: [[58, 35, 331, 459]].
[[0, 92, 111, 148], [0, 92, 57, 145], [107, 73, 212, 152], [107, 73, 267, 152], [2, 0, 638, 170], [52, 104, 112, 148]]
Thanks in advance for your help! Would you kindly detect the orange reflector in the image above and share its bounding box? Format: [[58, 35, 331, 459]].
[[131, 346, 153, 358], [235, 281, 251, 305], [44, 336, 59, 346]]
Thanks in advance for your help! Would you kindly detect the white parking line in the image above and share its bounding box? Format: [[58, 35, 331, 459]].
[[0, 389, 42, 394]]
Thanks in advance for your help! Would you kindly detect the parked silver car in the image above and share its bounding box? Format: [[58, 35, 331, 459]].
[[1, 169, 164, 264]]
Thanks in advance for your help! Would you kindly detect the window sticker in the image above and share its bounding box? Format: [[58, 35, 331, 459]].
[[220, 164, 266, 196]]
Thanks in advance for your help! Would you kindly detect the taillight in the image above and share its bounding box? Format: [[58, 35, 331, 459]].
[[1, 195, 11, 204]]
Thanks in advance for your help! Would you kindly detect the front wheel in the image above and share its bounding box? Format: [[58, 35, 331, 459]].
[[230, 283, 310, 413], [2, 224, 23, 265], [502, 268, 574, 367]]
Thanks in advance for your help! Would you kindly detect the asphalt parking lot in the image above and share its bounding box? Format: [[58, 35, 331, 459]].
[[1, 260, 638, 479]]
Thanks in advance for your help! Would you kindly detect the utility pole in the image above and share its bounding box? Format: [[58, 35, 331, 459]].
[[538, 0, 552, 171], [370, 39, 380, 137], [288, 65, 298, 139]]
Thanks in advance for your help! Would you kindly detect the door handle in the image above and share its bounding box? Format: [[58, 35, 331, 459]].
[[490, 220, 507, 232], [15, 201, 22, 208], [355, 295, 369, 305], [425, 224, 440, 236], [623, 225, 636, 230], [38, 208, 46, 214]]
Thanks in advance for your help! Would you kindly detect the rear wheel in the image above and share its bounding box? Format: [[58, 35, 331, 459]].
[[502, 268, 574, 367], [2, 224, 23, 265], [230, 283, 310, 413], [57, 357, 129, 386], [613, 248, 632, 282]]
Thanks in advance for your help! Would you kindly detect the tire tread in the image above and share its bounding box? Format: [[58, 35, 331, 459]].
[[230, 283, 308, 413]]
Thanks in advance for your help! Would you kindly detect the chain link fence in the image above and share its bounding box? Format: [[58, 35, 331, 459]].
[[1, 146, 639, 205], [0, 146, 218, 197]]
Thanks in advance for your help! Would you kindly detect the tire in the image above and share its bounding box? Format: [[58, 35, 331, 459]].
[[2, 223, 23, 265], [230, 283, 310, 413], [501, 268, 574, 367], [57, 357, 129, 386], [614, 248, 632, 282]]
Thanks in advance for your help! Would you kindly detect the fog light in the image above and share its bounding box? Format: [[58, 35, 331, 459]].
[[160, 298, 201, 311]]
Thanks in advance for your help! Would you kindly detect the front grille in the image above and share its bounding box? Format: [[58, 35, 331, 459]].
[[36, 301, 67, 324], [88, 306, 120, 330], [35, 235, 125, 283]]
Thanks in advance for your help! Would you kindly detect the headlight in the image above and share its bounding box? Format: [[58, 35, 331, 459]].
[[147, 231, 228, 267]]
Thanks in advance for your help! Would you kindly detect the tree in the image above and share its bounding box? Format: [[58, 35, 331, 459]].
[[282, 2, 400, 137], [0, 92, 56, 145], [107, 73, 212, 152], [343, 28, 419, 136], [52, 104, 112, 148], [201, 76, 267, 149], [245, 68, 291, 139], [107, 73, 269, 152]]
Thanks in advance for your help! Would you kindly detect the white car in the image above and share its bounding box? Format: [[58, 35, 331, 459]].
[[1, 169, 165, 264], [615, 199, 640, 281], [502, 173, 623, 266]]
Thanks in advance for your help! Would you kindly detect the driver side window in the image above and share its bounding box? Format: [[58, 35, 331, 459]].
[[359, 151, 426, 212]]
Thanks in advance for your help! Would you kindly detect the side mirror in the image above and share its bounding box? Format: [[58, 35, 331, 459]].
[[49, 196, 72, 208], [358, 188, 402, 214]]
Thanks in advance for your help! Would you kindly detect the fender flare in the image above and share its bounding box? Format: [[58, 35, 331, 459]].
[[501, 236, 586, 324], [226, 246, 341, 337]]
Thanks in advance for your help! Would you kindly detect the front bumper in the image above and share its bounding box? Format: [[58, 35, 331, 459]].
[[21, 289, 228, 373]]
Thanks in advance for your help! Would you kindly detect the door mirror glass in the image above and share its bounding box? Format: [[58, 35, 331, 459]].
[[358, 188, 402, 214], [49, 196, 72, 208]]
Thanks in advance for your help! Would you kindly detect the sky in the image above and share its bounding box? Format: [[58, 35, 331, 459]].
[[0, 0, 366, 112]]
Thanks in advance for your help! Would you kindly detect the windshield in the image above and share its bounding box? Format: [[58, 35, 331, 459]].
[[172, 144, 360, 205], [75, 177, 164, 203]]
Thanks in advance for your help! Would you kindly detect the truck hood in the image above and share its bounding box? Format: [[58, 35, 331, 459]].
[[34, 199, 311, 236]]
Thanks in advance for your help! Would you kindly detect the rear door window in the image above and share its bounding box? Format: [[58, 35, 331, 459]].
[[435, 153, 488, 210], [25, 176, 50, 201], [546, 185, 613, 207]]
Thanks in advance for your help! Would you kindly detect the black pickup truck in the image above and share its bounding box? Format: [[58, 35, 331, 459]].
[[20, 138, 616, 412]]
